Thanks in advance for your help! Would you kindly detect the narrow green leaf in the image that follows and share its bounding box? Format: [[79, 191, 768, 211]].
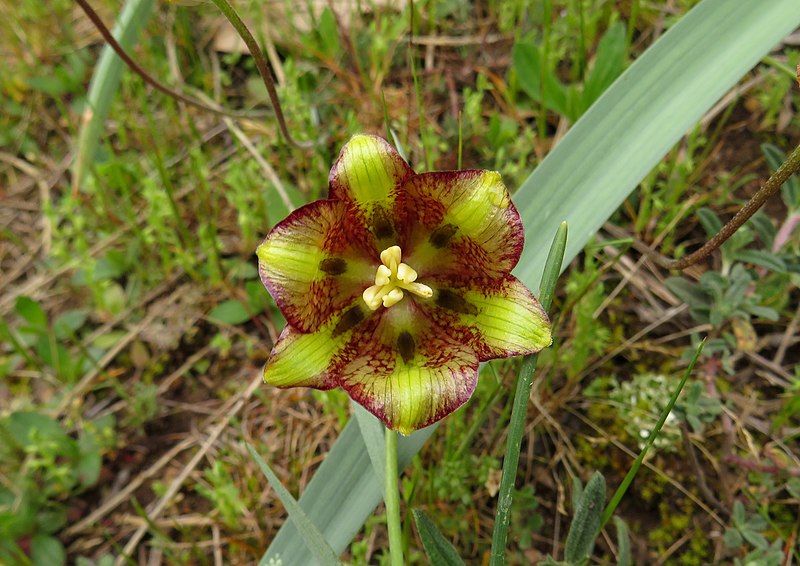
[[538, 221, 569, 312], [733, 249, 787, 273], [352, 401, 385, 489], [72, 0, 155, 191], [490, 222, 567, 565], [245, 443, 340, 566], [583, 21, 626, 106], [601, 340, 706, 528], [613, 517, 632, 566], [564, 471, 606, 564], [412, 509, 466, 566], [513, 42, 568, 116]]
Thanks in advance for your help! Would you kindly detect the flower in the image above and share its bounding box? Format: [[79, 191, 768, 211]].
[[257, 134, 551, 434]]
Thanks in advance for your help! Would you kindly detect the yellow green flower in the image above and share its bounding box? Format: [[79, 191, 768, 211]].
[[257, 134, 551, 434]]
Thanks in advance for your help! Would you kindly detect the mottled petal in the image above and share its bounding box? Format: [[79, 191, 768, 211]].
[[257, 200, 375, 332], [332, 301, 479, 435], [420, 275, 551, 362], [399, 170, 524, 282], [263, 302, 370, 388], [329, 134, 414, 245]]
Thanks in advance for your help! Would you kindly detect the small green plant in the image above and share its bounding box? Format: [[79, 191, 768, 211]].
[[723, 501, 784, 565], [0, 412, 115, 564]]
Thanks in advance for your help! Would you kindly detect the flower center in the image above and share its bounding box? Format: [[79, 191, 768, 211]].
[[362, 245, 433, 311]]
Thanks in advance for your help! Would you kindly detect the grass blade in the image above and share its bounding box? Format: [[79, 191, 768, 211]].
[[490, 222, 567, 565], [412, 509, 466, 566], [600, 339, 706, 528], [245, 443, 340, 566], [72, 0, 155, 193]]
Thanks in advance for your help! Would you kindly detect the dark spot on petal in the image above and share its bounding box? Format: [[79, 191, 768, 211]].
[[319, 257, 347, 275], [429, 223, 458, 248], [332, 306, 365, 337], [371, 206, 394, 240], [397, 331, 415, 363], [436, 289, 478, 315]]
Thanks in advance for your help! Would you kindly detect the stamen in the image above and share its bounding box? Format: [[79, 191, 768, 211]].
[[396, 263, 417, 283], [382, 288, 404, 308], [375, 265, 392, 285], [363, 246, 433, 310], [380, 245, 401, 272], [404, 282, 433, 298]]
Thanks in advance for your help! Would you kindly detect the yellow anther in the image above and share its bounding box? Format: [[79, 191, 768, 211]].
[[382, 288, 404, 308], [375, 264, 392, 285], [380, 245, 401, 272], [404, 282, 433, 298], [363, 246, 433, 311], [396, 263, 417, 283]]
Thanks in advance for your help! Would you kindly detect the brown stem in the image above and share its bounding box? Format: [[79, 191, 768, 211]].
[[208, 0, 313, 149], [655, 140, 800, 270], [74, 0, 264, 119]]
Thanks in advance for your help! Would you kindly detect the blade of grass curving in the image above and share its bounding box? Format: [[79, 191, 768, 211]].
[[265, 2, 800, 562], [245, 443, 340, 565], [72, 0, 154, 194], [412, 509, 466, 566], [489, 221, 566, 565], [352, 401, 385, 489], [599, 339, 706, 528]]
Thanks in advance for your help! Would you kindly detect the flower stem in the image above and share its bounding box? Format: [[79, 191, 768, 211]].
[[385, 427, 404, 566], [489, 221, 567, 566]]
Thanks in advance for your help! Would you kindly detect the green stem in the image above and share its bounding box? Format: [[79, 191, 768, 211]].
[[385, 428, 404, 566], [489, 222, 567, 566]]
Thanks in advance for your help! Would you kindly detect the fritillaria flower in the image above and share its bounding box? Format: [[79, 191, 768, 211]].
[[257, 135, 551, 435]]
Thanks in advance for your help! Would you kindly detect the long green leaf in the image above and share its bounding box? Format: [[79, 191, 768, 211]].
[[245, 444, 340, 566], [412, 509, 466, 566], [265, 1, 800, 562], [564, 471, 606, 564], [352, 401, 385, 489], [72, 0, 155, 192]]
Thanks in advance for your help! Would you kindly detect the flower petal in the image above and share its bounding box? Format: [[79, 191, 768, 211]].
[[257, 200, 375, 332], [420, 275, 551, 362], [399, 170, 524, 282], [333, 301, 479, 435], [329, 134, 414, 244], [263, 302, 370, 388]]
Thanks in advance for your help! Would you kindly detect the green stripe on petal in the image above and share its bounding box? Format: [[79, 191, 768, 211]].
[[329, 135, 413, 245], [422, 276, 551, 362], [401, 170, 524, 282], [335, 303, 479, 435], [463, 276, 551, 361], [329, 134, 412, 206], [257, 199, 374, 332], [263, 303, 369, 389]]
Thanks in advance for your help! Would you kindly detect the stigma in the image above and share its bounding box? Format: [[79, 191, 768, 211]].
[[362, 246, 433, 310]]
